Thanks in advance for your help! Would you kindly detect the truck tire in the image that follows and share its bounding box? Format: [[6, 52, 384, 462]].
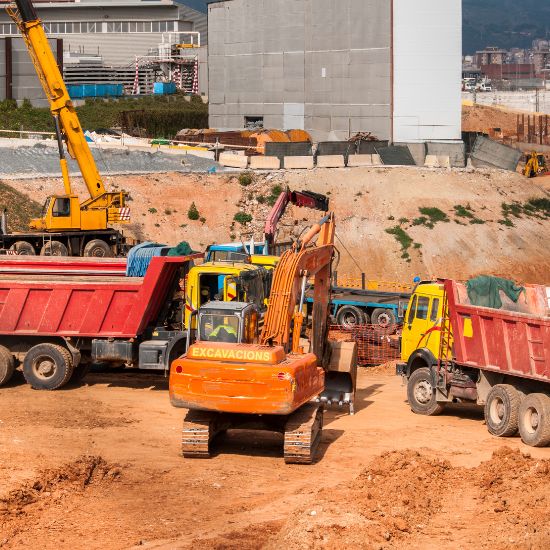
[[407, 367, 445, 416], [10, 241, 36, 255], [371, 308, 397, 329], [336, 306, 367, 329], [22, 343, 74, 390], [0, 345, 15, 386], [40, 241, 68, 256], [84, 239, 113, 258], [485, 384, 522, 437], [518, 393, 550, 447]]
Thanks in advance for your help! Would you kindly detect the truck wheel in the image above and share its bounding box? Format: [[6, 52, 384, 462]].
[[10, 241, 36, 255], [336, 306, 367, 329], [518, 393, 550, 447], [371, 308, 397, 329], [0, 345, 15, 386], [407, 367, 445, 416], [40, 241, 68, 256], [84, 239, 113, 258], [485, 384, 522, 437], [22, 344, 74, 390]]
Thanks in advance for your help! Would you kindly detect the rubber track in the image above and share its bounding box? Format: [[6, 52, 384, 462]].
[[283, 403, 323, 464], [181, 410, 222, 458]]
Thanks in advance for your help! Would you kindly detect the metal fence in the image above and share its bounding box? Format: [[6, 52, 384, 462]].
[[329, 324, 401, 366]]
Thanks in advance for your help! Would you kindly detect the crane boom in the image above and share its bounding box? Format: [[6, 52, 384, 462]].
[[9, 0, 106, 200]]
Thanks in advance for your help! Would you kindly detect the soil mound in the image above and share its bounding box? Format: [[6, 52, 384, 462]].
[[267, 450, 451, 549], [0, 456, 121, 516], [267, 447, 550, 550]]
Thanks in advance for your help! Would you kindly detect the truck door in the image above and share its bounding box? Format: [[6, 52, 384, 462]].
[[401, 289, 443, 363]]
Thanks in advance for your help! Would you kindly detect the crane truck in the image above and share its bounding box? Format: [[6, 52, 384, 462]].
[[398, 279, 550, 447], [170, 214, 357, 463], [0, 0, 130, 257]]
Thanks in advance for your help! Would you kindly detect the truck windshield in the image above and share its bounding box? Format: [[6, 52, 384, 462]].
[[200, 314, 240, 343]]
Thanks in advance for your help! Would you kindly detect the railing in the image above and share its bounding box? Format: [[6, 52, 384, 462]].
[[333, 272, 414, 293], [329, 324, 402, 366]]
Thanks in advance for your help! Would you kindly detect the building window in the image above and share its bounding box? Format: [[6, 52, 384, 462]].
[[245, 116, 264, 130]]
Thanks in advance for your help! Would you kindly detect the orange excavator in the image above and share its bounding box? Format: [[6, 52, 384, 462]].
[[170, 214, 356, 463]]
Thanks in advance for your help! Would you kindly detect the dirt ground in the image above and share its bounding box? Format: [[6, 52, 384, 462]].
[[1, 368, 549, 550], [5, 166, 550, 283]]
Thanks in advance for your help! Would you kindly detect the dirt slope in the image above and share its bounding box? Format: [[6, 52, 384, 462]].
[[5, 166, 550, 283]]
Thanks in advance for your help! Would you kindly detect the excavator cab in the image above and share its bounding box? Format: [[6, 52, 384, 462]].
[[197, 301, 260, 345]]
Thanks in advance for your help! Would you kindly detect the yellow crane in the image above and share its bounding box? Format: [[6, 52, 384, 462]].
[[2, 0, 130, 257], [523, 151, 547, 178]]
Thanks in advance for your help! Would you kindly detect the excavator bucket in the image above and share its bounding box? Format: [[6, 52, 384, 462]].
[[318, 340, 358, 414]]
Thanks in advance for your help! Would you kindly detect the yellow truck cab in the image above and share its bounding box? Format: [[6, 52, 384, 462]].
[[399, 282, 446, 369], [184, 262, 269, 329], [397, 281, 453, 415]]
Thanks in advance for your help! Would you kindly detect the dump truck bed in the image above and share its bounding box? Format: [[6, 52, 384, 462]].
[[0, 256, 193, 338], [445, 279, 550, 383], [0, 256, 127, 276]]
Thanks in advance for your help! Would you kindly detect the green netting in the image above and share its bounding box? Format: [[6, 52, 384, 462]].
[[466, 275, 525, 309], [167, 241, 195, 257]]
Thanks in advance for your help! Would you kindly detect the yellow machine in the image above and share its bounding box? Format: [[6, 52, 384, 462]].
[[184, 262, 270, 329], [9, 0, 129, 235], [523, 151, 547, 178]]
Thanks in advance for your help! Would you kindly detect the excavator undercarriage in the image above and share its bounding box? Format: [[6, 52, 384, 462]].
[[181, 402, 324, 464]]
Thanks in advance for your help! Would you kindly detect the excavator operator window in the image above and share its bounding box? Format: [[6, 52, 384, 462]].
[[200, 314, 240, 343], [52, 198, 71, 218]]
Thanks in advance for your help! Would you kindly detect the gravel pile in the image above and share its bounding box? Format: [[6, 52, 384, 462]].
[[0, 143, 221, 177]]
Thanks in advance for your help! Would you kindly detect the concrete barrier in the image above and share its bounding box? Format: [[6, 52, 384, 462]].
[[424, 155, 440, 168], [316, 155, 346, 168], [347, 154, 373, 167], [438, 155, 451, 169], [284, 156, 314, 169], [219, 153, 249, 169], [249, 156, 281, 170], [371, 154, 382, 165]]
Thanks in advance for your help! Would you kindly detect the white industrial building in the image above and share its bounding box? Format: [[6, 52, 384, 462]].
[[0, 0, 208, 100], [208, 0, 462, 143]]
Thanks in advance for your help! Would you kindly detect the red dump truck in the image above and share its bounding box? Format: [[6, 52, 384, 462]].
[[0, 255, 199, 390], [398, 278, 550, 447], [0, 256, 127, 276]]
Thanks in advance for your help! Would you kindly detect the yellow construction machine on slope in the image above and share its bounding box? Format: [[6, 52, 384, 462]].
[[0, 0, 130, 257]]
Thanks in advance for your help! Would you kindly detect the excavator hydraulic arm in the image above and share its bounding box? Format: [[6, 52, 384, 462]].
[[260, 214, 335, 364]]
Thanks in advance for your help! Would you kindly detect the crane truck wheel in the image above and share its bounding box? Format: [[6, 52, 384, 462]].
[[518, 393, 550, 447], [371, 308, 397, 329], [22, 343, 74, 390], [40, 241, 68, 257], [407, 367, 445, 416], [10, 241, 36, 255], [84, 239, 113, 258], [0, 345, 15, 387], [336, 306, 367, 329], [485, 384, 522, 437]]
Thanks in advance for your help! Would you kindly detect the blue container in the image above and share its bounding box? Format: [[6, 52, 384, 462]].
[[67, 84, 83, 98], [153, 81, 177, 95]]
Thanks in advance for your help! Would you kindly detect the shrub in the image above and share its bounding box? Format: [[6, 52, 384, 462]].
[[148, 207, 157, 214], [234, 212, 253, 225], [187, 202, 200, 221], [164, 208, 172, 215], [419, 207, 450, 224], [238, 172, 254, 186], [199, 216, 206, 224]]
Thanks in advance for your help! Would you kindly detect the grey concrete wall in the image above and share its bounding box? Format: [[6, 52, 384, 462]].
[[0, 38, 62, 106], [208, 0, 391, 141]]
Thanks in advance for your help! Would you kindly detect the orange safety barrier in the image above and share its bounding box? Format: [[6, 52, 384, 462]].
[[329, 324, 402, 366]]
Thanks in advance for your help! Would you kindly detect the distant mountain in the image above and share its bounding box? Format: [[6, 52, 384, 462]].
[[184, 1, 550, 55], [463, 0, 550, 54]]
